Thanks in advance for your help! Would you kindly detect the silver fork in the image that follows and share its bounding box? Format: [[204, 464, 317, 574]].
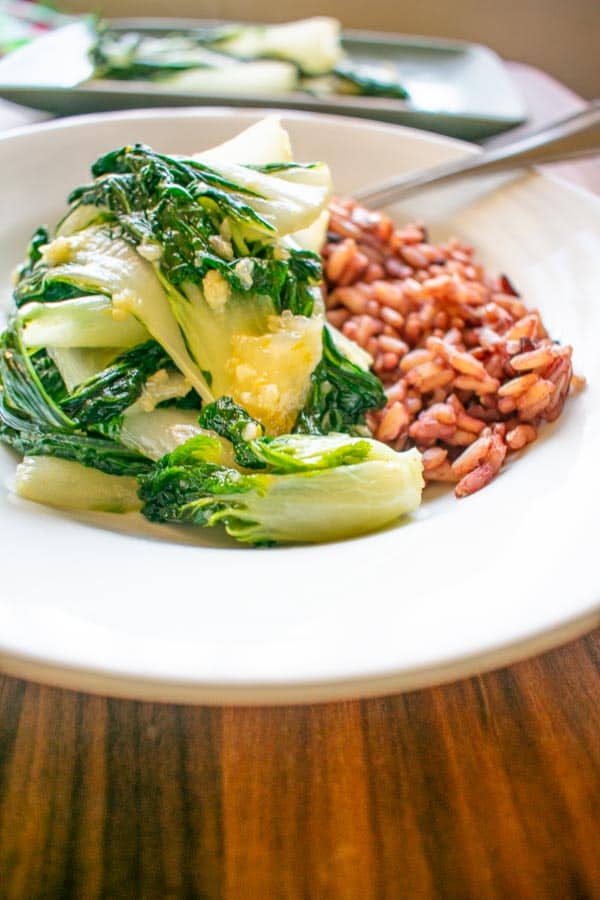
[[353, 101, 600, 208]]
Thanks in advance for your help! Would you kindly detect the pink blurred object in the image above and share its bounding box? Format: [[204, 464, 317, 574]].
[[0, 0, 72, 57]]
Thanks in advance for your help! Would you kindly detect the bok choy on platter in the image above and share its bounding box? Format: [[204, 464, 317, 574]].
[[89, 18, 410, 101]]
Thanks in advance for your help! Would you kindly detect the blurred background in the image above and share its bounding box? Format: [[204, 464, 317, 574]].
[[62, 0, 598, 98]]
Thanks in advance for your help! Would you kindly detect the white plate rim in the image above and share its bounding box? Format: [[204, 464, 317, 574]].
[[0, 607, 596, 704]]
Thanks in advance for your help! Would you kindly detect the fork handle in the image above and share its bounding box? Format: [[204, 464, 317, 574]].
[[354, 101, 600, 208]]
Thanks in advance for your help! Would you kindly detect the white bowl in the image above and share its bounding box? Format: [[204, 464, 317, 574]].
[[0, 108, 598, 703]]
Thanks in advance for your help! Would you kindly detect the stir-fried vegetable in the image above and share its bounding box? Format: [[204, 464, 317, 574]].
[[206, 18, 342, 76], [139, 400, 423, 544], [1, 118, 422, 544], [16, 455, 142, 513], [295, 327, 385, 435], [0, 322, 154, 476], [88, 17, 409, 101]]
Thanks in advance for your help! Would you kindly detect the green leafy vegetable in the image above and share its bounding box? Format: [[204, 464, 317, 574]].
[[0, 117, 421, 545], [30, 348, 67, 403], [0, 416, 152, 477], [48, 347, 121, 393], [60, 340, 170, 426], [19, 295, 150, 349], [294, 326, 386, 434], [16, 455, 142, 513], [333, 62, 410, 99], [90, 27, 236, 81], [40, 142, 331, 433], [0, 324, 153, 476], [139, 429, 423, 544], [248, 162, 320, 174], [15, 226, 50, 283], [241, 431, 373, 473], [198, 395, 380, 472], [118, 407, 209, 462], [0, 325, 72, 429], [198, 396, 265, 469], [87, 18, 409, 100], [90, 18, 342, 82], [206, 17, 343, 76], [14, 266, 101, 308]]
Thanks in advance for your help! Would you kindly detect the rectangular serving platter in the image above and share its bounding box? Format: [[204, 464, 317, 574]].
[[0, 18, 527, 140]]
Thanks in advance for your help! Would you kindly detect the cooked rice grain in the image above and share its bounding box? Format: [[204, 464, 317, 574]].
[[323, 199, 580, 498]]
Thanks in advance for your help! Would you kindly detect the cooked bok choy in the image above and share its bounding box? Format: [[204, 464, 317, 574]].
[[88, 18, 409, 100], [0, 117, 422, 545], [139, 400, 423, 544], [16, 456, 141, 513]]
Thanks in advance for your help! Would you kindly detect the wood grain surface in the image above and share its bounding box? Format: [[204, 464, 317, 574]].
[[1, 66, 599, 900], [0, 631, 598, 899]]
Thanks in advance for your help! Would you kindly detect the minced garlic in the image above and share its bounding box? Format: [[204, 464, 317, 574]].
[[137, 241, 163, 262], [208, 235, 234, 260], [242, 422, 261, 442], [202, 269, 231, 312], [234, 258, 254, 290], [40, 236, 73, 267]]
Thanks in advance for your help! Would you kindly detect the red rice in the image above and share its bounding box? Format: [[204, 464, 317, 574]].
[[323, 198, 582, 498]]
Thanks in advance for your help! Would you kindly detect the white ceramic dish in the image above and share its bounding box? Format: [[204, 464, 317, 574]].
[[0, 109, 598, 704]]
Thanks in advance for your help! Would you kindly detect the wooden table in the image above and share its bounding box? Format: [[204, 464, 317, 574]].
[[1, 65, 599, 899]]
